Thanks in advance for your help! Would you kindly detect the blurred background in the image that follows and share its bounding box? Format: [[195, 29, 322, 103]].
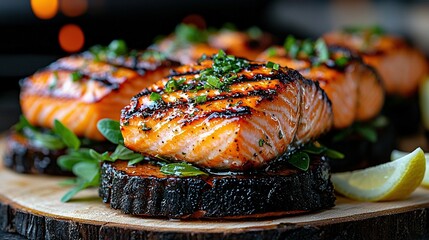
[[1, 0, 429, 131]]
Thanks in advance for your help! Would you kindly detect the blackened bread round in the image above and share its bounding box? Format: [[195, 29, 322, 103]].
[[99, 157, 335, 219], [3, 130, 113, 175]]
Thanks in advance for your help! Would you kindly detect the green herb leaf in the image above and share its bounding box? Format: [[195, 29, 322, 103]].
[[302, 143, 327, 155], [127, 156, 144, 166], [266, 47, 277, 57], [149, 92, 162, 102], [206, 76, 222, 89], [335, 56, 349, 67], [110, 144, 142, 161], [247, 26, 262, 39], [97, 119, 124, 145], [314, 39, 329, 64], [284, 35, 299, 58], [325, 149, 345, 159], [175, 23, 208, 44], [288, 152, 310, 171], [72, 161, 100, 183], [32, 132, 65, 150], [160, 162, 207, 177], [53, 120, 81, 150], [193, 95, 207, 104], [258, 139, 265, 147], [60, 182, 87, 203], [108, 39, 128, 56], [14, 115, 36, 132], [71, 71, 82, 82], [266, 61, 279, 70], [355, 125, 377, 143]]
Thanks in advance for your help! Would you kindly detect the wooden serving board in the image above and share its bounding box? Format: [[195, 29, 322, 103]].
[[0, 138, 429, 240]]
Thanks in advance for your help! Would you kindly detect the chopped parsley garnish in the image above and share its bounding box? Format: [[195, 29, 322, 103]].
[[247, 26, 263, 39], [71, 71, 82, 82], [175, 23, 208, 44], [149, 92, 162, 102], [286, 142, 344, 171], [193, 94, 207, 104], [283, 35, 350, 68], [266, 61, 279, 70], [266, 47, 277, 57], [198, 50, 249, 91]]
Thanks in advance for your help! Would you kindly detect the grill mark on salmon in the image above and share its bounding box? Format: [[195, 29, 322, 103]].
[[20, 52, 175, 140], [257, 46, 384, 129], [121, 59, 333, 170]]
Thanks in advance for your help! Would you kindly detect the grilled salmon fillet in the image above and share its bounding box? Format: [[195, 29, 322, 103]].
[[120, 56, 333, 170], [257, 46, 384, 129], [323, 30, 428, 97], [208, 29, 273, 60], [20, 51, 176, 140]]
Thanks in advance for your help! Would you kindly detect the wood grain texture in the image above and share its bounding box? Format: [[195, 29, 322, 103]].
[[0, 137, 429, 239]]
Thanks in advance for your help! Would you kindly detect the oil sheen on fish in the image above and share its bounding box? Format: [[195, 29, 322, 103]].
[[121, 55, 333, 170], [20, 51, 175, 140]]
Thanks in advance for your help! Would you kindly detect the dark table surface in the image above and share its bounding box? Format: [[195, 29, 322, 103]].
[[0, 231, 26, 240]]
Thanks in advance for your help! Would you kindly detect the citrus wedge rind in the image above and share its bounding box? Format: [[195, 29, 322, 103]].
[[332, 147, 425, 201], [391, 150, 429, 188]]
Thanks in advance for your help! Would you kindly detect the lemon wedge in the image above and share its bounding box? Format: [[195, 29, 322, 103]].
[[391, 150, 429, 188], [331, 148, 426, 201]]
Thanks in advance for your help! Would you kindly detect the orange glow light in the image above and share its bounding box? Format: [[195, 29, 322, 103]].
[[60, 0, 88, 17], [58, 24, 85, 53], [31, 0, 58, 20]]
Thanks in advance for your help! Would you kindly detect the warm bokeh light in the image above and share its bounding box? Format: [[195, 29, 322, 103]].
[[182, 14, 206, 29], [60, 0, 88, 17], [58, 24, 85, 53], [31, 0, 59, 20]]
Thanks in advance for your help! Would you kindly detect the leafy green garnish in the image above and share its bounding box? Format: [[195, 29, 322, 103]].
[[160, 162, 207, 177], [286, 142, 344, 171], [97, 119, 123, 145], [333, 116, 388, 143], [53, 120, 80, 150], [193, 95, 207, 104], [107, 39, 128, 56], [60, 118, 208, 202], [247, 26, 263, 39], [288, 152, 310, 171], [266, 61, 279, 70], [71, 71, 82, 82], [266, 47, 277, 57], [149, 92, 162, 102], [283, 35, 349, 68], [175, 23, 208, 44], [14, 116, 80, 151]]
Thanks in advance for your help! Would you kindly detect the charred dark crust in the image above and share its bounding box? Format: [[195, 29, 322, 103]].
[[3, 130, 114, 175], [99, 158, 335, 219]]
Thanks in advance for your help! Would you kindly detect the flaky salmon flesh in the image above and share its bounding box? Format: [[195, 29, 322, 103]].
[[121, 58, 333, 170], [323, 31, 428, 97], [20, 52, 174, 140], [257, 46, 384, 129]]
